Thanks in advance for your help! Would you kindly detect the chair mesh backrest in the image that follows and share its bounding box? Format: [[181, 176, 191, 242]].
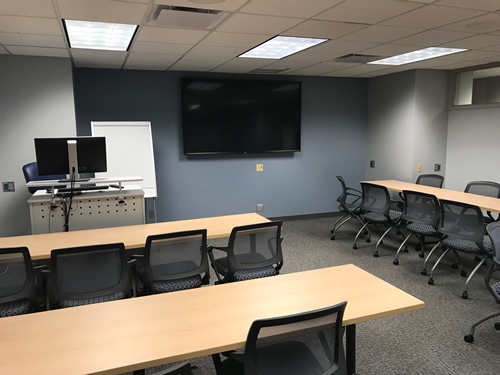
[[439, 200, 485, 245], [0, 252, 27, 298], [464, 181, 500, 198], [145, 230, 207, 281], [402, 190, 440, 227], [336, 176, 348, 206], [486, 222, 500, 264], [360, 183, 390, 214], [228, 222, 282, 270], [245, 302, 347, 375], [416, 174, 444, 188]]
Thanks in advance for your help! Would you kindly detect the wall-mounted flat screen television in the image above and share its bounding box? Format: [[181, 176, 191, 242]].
[[181, 78, 301, 155]]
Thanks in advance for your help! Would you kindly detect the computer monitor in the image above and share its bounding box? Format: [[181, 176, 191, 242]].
[[34, 137, 107, 177]]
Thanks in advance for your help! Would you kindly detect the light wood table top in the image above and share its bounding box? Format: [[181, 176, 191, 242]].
[[365, 180, 500, 213], [0, 264, 424, 375], [0, 213, 269, 260]]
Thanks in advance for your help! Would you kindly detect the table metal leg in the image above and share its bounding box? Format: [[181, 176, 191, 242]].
[[132, 370, 145, 375], [212, 353, 224, 375], [346, 324, 356, 375]]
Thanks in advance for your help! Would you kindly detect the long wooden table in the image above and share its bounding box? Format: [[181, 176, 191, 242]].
[[0, 213, 269, 260], [365, 180, 500, 213], [0, 264, 424, 375]]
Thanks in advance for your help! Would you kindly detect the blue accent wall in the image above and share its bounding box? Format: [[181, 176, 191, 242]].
[[73, 69, 368, 221]]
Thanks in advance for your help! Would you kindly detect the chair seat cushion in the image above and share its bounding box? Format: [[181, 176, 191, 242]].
[[215, 257, 277, 281], [406, 223, 438, 236], [442, 236, 492, 254], [0, 299, 33, 318], [58, 291, 127, 308], [148, 275, 202, 294], [363, 209, 401, 223]]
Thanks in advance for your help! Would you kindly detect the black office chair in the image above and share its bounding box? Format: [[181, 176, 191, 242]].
[[393, 191, 440, 265], [218, 301, 347, 375], [331, 176, 363, 240], [416, 174, 444, 188], [46, 243, 136, 309], [134, 229, 209, 295], [464, 181, 500, 223], [22, 162, 65, 194], [0, 247, 40, 318], [353, 183, 403, 257], [422, 200, 493, 299], [464, 221, 500, 343], [152, 362, 203, 375], [208, 221, 283, 284]]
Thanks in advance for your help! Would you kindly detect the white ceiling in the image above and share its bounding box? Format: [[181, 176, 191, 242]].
[[1, 0, 500, 77]]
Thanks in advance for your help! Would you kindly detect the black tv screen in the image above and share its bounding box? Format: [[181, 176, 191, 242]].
[[181, 78, 301, 155], [34, 137, 107, 176]]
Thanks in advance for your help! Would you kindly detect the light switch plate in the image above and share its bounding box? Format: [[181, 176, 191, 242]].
[[2, 182, 14, 192]]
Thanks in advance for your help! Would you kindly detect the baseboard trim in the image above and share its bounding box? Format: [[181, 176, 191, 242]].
[[269, 212, 341, 221]]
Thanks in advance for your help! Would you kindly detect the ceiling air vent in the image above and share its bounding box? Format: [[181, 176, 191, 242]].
[[151, 5, 229, 29], [251, 68, 290, 74], [334, 54, 382, 64]]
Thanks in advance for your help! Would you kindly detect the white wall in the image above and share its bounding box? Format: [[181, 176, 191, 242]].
[[446, 107, 500, 191], [0, 55, 76, 237]]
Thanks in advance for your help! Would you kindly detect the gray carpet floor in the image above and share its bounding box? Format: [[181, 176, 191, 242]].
[[142, 216, 500, 375]]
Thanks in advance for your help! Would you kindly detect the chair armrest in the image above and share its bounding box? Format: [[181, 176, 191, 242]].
[[209, 245, 229, 253], [33, 264, 48, 272], [207, 246, 225, 283], [346, 187, 362, 196]]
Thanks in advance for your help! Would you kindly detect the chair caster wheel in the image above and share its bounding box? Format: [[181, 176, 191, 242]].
[[330, 229, 334, 233], [331, 235, 336, 240], [428, 278, 434, 285], [353, 244, 358, 250], [366, 238, 371, 243], [451, 263, 458, 269], [494, 322, 500, 330], [464, 335, 474, 343], [462, 292, 468, 299], [373, 252, 379, 257], [418, 253, 424, 258], [460, 270, 468, 278], [421, 269, 427, 276], [393, 259, 399, 265]]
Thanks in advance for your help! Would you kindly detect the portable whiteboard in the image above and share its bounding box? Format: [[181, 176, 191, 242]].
[[91, 121, 157, 198]]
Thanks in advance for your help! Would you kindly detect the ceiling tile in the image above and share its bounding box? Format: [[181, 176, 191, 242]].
[[435, 0, 500, 12], [401, 57, 466, 69], [358, 44, 419, 57], [169, 55, 233, 71], [0, 15, 61, 35], [441, 50, 500, 61], [137, 27, 210, 44], [438, 60, 487, 70], [183, 44, 247, 58], [324, 63, 391, 76], [392, 29, 474, 46], [284, 20, 367, 39], [0, 0, 56, 18], [280, 50, 342, 63], [216, 13, 303, 35], [259, 59, 317, 72], [480, 44, 500, 52], [57, 0, 148, 24], [439, 13, 500, 33], [0, 33, 66, 48], [211, 57, 277, 73], [5, 45, 68, 57], [286, 61, 359, 76], [314, 0, 424, 25], [311, 40, 379, 54], [71, 49, 127, 62], [130, 41, 192, 55], [441, 34, 500, 49], [382, 5, 485, 29], [0, 45, 9, 54], [339, 25, 424, 43], [124, 53, 179, 70], [199, 31, 270, 47], [73, 59, 123, 69], [240, 0, 342, 19], [155, 0, 248, 12]]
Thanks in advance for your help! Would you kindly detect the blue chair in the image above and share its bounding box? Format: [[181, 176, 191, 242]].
[[22, 162, 65, 193]]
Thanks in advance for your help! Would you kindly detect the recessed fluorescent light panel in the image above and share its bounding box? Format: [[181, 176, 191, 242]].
[[240, 36, 328, 59], [368, 47, 467, 66], [64, 19, 138, 51]]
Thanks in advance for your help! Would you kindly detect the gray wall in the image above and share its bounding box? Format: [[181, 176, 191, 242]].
[[446, 107, 500, 191], [73, 69, 368, 221], [0, 55, 76, 236], [366, 70, 449, 183]]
